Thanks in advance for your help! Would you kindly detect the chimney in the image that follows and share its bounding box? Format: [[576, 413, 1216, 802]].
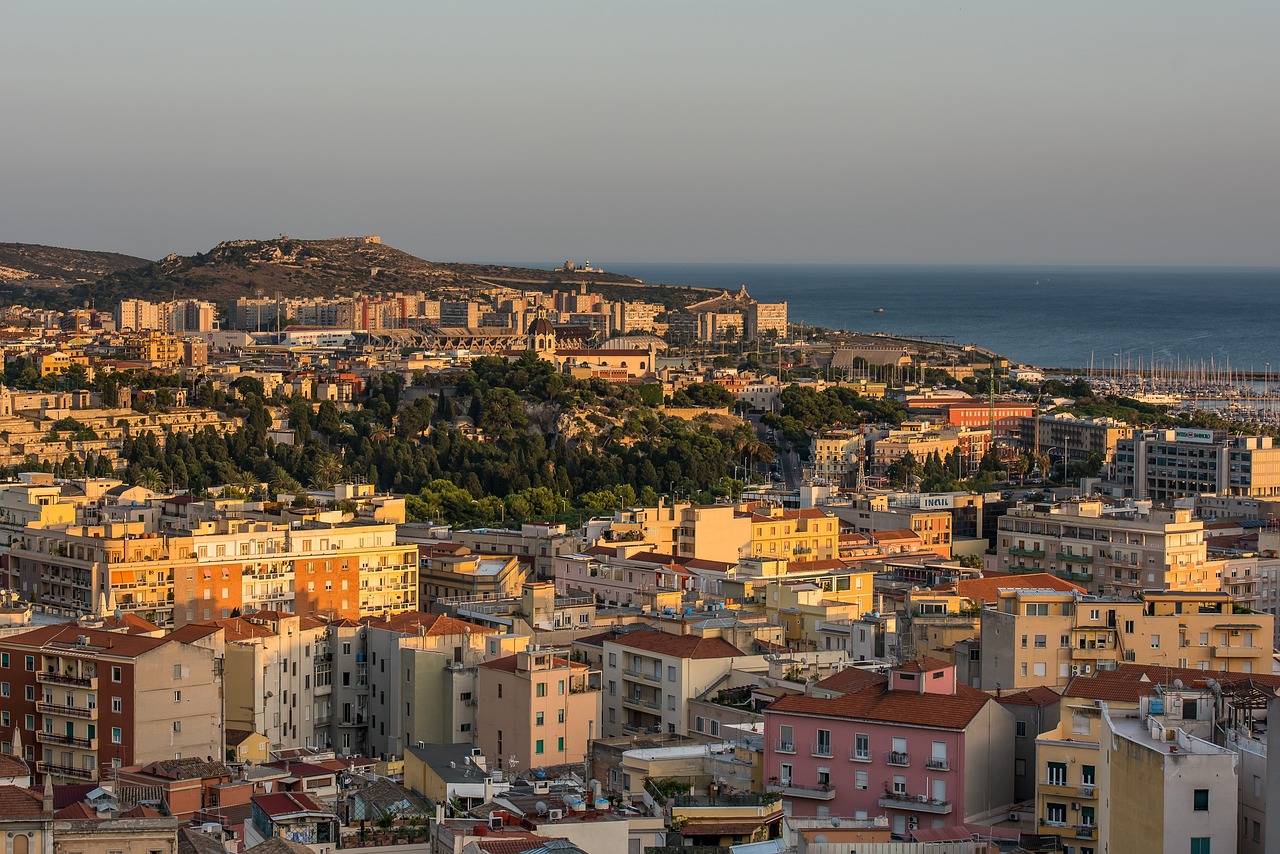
[[42, 776, 53, 814]]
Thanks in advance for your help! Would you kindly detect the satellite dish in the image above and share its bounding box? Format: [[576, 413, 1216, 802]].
[[831, 818, 840, 827], [1174, 678, 1184, 689], [535, 801, 548, 816], [813, 835, 828, 844]]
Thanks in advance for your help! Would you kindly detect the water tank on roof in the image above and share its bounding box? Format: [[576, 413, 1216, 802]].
[[1150, 698, 1164, 715]]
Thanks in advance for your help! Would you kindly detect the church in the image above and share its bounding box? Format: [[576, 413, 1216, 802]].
[[516, 316, 659, 380]]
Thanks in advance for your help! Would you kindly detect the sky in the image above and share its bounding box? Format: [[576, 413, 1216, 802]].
[[4, 1, 1280, 266]]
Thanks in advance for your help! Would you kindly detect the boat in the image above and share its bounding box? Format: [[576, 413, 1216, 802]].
[[874, 307, 885, 313]]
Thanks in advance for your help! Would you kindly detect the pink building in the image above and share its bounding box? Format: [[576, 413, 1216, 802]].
[[763, 658, 1014, 838]]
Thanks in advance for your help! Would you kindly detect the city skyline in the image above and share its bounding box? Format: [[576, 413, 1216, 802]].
[[4, 2, 1280, 266]]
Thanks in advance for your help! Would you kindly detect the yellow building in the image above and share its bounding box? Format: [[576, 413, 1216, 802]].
[[762, 570, 875, 649], [122, 331, 184, 367], [979, 588, 1273, 690], [417, 544, 527, 603], [749, 507, 838, 563], [1034, 700, 1102, 849]]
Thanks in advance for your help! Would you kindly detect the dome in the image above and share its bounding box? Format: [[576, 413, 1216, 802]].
[[529, 317, 555, 336]]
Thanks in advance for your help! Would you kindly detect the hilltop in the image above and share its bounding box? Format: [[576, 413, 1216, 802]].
[[70, 236, 644, 308], [0, 243, 151, 303]]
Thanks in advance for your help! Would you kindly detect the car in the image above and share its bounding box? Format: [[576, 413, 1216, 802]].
[[771, 473, 784, 482]]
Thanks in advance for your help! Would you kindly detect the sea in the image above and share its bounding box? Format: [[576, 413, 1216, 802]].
[[570, 264, 1280, 372]]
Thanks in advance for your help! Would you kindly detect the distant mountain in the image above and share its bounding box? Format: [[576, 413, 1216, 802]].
[[75, 236, 643, 307], [0, 242, 150, 284]]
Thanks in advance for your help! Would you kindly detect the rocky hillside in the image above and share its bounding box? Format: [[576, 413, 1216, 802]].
[[0, 243, 150, 283]]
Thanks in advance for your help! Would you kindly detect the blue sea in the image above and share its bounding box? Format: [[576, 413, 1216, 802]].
[[591, 264, 1280, 371]]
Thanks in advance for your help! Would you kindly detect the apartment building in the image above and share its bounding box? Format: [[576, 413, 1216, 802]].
[[748, 507, 839, 563], [0, 623, 223, 783], [942, 401, 1035, 439], [475, 649, 601, 769], [763, 659, 1014, 834], [593, 627, 759, 738], [1018, 413, 1132, 466], [1117, 428, 1280, 500], [555, 544, 691, 609], [1099, 703, 1238, 854], [761, 570, 875, 649], [449, 523, 582, 581], [869, 421, 993, 477], [994, 500, 1224, 597], [828, 502, 954, 559], [810, 430, 872, 486], [978, 588, 1272, 691], [213, 612, 330, 753], [359, 612, 497, 759], [674, 504, 752, 563], [417, 544, 526, 604]]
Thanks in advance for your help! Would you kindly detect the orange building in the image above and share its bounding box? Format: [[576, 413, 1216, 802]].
[[475, 650, 601, 769]]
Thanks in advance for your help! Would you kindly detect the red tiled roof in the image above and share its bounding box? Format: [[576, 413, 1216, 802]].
[[0, 785, 42, 817], [360, 611, 494, 637], [480, 653, 585, 673], [102, 613, 163, 634], [472, 835, 558, 854], [998, 686, 1062, 707], [894, 656, 951, 673], [769, 678, 991, 730], [0, 755, 29, 779], [927, 572, 1084, 603], [121, 804, 165, 818], [813, 667, 886, 694], [204, 617, 275, 642], [609, 631, 745, 659], [54, 801, 98, 819], [1065, 663, 1280, 704], [252, 792, 331, 817], [0, 623, 167, 658]]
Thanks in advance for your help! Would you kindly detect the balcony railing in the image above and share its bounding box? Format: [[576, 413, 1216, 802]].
[[766, 782, 835, 800], [1056, 570, 1093, 583], [37, 671, 97, 688], [37, 730, 95, 749], [36, 702, 94, 719], [37, 761, 96, 781], [1008, 547, 1045, 558], [810, 743, 833, 758], [924, 757, 950, 771], [773, 740, 796, 754], [885, 750, 910, 766], [1058, 552, 1093, 564], [622, 695, 660, 711], [848, 748, 871, 762], [1213, 645, 1257, 658], [1075, 824, 1096, 838], [878, 792, 952, 815]]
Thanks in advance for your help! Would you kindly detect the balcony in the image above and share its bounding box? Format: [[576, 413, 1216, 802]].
[[1008, 547, 1045, 558], [810, 743, 833, 758], [878, 792, 952, 815], [1039, 779, 1072, 795], [36, 702, 94, 719], [314, 712, 332, 726], [1058, 552, 1093, 564], [1213, 645, 1258, 658], [1075, 824, 1096, 839], [767, 782, 835, 801], [924, 757, 950, 771], [848, 748, 871, 762], [1008, 563, 1038, 573], [37, 730, 95, 749], [36, 761, 96, 781], [622, 694, 661, 712], [38, 671, 97, 688], [1056, 570, 1093, 583], [885, 750, 910, 767]]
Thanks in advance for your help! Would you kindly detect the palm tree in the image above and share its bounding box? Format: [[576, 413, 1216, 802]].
[[236, 471, 260, 497], [134, 467, 164, 491], [312, 453, 345, 489]]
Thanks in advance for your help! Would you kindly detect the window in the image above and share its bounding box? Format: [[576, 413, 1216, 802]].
[[815, 729, 831, 756], [854, 770, 868, 789], [111, 697, 122, 713], [667, 666, 676, 682], [24, 656, 33, 672], [0, 683, 7, 698], [112, 666, 122, 683], [778, 725, 794, 752], [1081, 764, 1095, 786], [1190, 839, 1210, 854], [1193, 789, 1209, 811], [1034, 634, 1047, 648], [0, 653, 7, 668], [535, 740, 544, 755], [608, 653, 616, 667], [172, 721, 181, 733], [536, 682, 547, 697], [892, 774, 906, 795], [557, 737, 564, 752], [1046, 762, 1067, 786], [1151, 634, 1160, 649], [111, 727, 122, 744], [1045, 802, 1067, 825], [854, 733, 870, 759], [497, 684, 503, 699], [535, 712, 544, 727]]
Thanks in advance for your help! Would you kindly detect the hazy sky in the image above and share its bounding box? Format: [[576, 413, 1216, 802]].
[[5, 1, 1280, 266]]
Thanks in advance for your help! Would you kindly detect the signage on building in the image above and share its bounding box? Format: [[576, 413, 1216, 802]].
[[1173, 428, 1215, 445], [920, 495, 956, 510]]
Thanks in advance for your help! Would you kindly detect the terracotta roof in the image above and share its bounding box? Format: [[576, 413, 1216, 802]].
[[0, 785, 42, 817], [785, 559, 849, 573], [245, 610, 327, 631], [472, 835, 559, 854], [163, 624, 223, 644], [814, 667, 886, 694], [998, 686, 1062, 707], [203, 617, 275, 642], [54, 801, 98, 819], [480, 653, 585, 673], [1064, 663, 1280, 704], [121, 804, 165, 818], [252, 792, 332, 817], [0, 754, 29, 779], [102, 613, 163, 634], [769, 677, 991, 730], [0, 622, 167, 658], [928, 572, 1084, 603], [52, 783, 95, 809], [894, 656, 951, 673], [360, 611, 494, 637], [609, 631, 745, 659]]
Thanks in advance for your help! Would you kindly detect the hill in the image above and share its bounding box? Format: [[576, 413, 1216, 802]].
[[0, 241, 151, 291], [77, 236, 644, 308]]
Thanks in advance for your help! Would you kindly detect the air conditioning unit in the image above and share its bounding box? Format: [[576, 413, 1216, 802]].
[[1083, 664, 1092, 674], [907, 817, 918, 830], [1071, 802, 1079, 811], [1231, 630, 1241, 636], [548, 809, 563, 821], [1071, 665, 1080, 677], [1008, 813, 1020, 823], [489, 815, 503, 830]]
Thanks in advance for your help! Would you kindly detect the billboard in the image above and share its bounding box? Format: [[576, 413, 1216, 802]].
[[1173, 428, 1215, 445]]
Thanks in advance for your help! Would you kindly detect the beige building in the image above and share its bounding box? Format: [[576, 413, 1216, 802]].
[[748, 507, 839, 563], [475, 649, 600, 769], [979, 588, 1273, 691], [418, 544, 526, 604], [761, 570, 875, 649], [995, 500, 1226, 598], [593, 628, 764, 738]]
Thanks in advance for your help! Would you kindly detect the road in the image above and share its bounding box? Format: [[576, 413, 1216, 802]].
[[746, 413, 803, 489]]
